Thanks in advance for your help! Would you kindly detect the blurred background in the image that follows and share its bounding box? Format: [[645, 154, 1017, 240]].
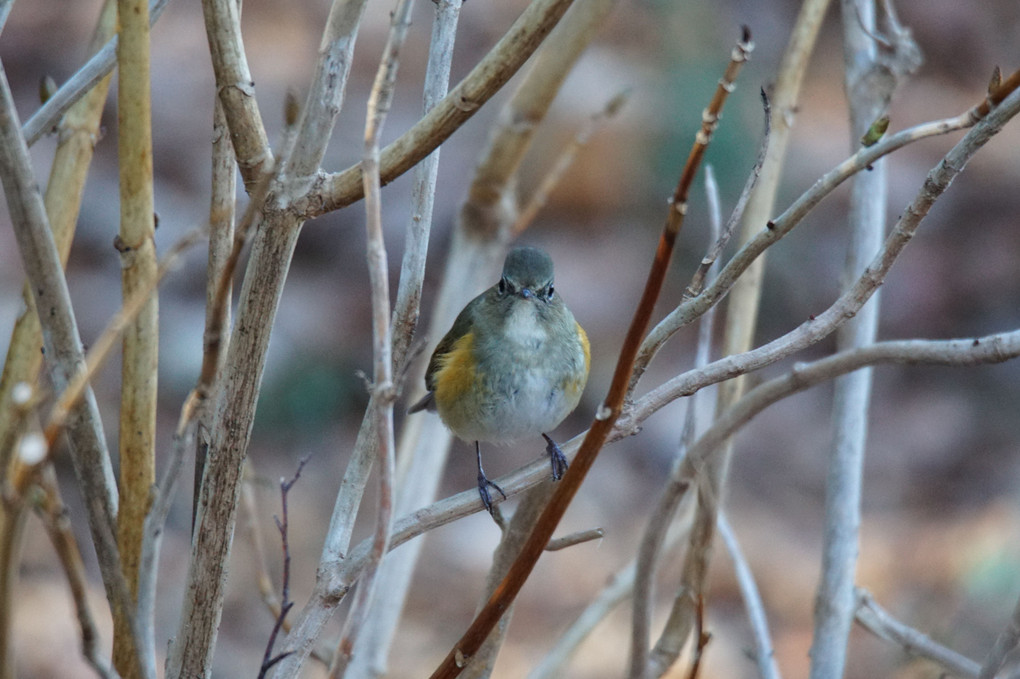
[[2, 0, 1020, 676]]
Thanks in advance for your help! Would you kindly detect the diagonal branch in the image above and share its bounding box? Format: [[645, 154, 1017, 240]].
[[0, 57, 128, 643], [855, 588, 980, 678], [311, 0, 579, 217], [632, 66, 1020, 402], [427, 28, 752, 679], [21, 0, 172, 146]]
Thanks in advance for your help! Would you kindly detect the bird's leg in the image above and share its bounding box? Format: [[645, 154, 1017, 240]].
[[542, 433, 569, 481], [475, 441, 506, 515]]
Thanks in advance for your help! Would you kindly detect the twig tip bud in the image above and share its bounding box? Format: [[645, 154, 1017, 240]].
[[284, 89, 301, 127], [39, 75, 57, 105]]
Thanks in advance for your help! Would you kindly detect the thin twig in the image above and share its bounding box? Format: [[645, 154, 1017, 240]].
[[21, 0, 172, 146], [717, 512, 781, 679], [978, 590, 1020, 679], [637, 67, 1020, 378], [33, 469, 122, 679], [36, 226, 206, 459], [327, 2, 412, 676], [854, 588, 980, 678], [683, 90, 771, 301], [511, 89, 629, 237], [136, 415, 191, 672], [257, 457, 308, 678], [338, 3, 465, 673], [314, 0, 579, 216], [545, 528, 605, 551]]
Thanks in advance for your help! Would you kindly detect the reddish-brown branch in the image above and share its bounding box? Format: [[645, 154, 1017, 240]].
[[427, 29, 753, 679]]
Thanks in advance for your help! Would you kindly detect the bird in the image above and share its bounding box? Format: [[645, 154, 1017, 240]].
[[408, 245, 590, 515]]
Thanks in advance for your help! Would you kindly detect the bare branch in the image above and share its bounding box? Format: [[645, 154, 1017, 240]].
[[626, 81, 1020, 433], [978, 590, 1020, 679], [201, 0, 272, 185], [21, 0, 172, 146], [327, 2, 413, 675], [283, 0, 368, 187], [0, 58, 130, 640], [682, 90, 770, 301], [717, 512, 781, 679], [854, 588, 980, 678], [809, 2, 917, 675], [312, 0, 579, 216], [545, 528, 605, 551], [257, 458, 308, 678], [512, 89, 629, 237], [33, 470, 123, 679]]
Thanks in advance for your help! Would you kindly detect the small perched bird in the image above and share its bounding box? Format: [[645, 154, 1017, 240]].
[[408, 246, 590, 514]]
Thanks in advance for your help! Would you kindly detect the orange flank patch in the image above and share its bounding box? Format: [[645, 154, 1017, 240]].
[[578, 322, 591, 372], [562, 322, 591, 396], [434, 332, 477, 404]]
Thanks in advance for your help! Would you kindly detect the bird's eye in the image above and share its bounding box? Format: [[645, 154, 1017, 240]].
[[546, 286, 555, 301], [498, 278, 508, 295]]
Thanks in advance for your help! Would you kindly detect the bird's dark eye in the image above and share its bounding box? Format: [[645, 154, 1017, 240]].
[[498, 278, 508, 295], [547, 285, 555, 301]]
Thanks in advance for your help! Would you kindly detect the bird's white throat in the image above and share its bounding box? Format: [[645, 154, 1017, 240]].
[[503, 301, 546, 349]]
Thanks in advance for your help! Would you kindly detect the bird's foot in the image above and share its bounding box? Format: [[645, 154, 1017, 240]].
[[542, 433, 569, 481], [477, 471, 507, 516]]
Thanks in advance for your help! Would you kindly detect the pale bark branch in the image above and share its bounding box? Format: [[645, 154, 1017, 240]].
[[978, 590, 1020, 679], [0, 57, 129, 642], [35, 469, 123, 679], [21, 0, 172, 146], [326, 0, 411, 674], [312, 0, 579, 216], [342, 1, 465, 674], [282, 0, 368, 187], [718, 511, 781, 679], [854, 588, 980, 678], [629, 164, 724, 679], [810, 2, 917, 675], [201, 0, 271, 185]]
